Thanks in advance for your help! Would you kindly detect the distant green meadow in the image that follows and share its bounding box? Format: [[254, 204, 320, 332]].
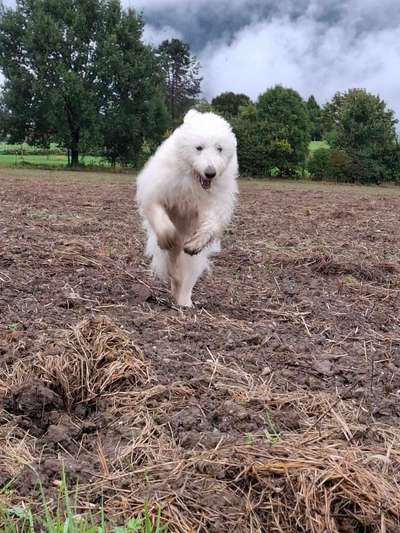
[[0, 143, 108, 168], [0, 153, 106, 167], [0, 141, 329, 170], [308, 140, 329, 153]]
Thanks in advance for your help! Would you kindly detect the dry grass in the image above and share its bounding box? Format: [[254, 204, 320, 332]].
[[275, 251, 399, 283], [81, 353, 400, 532], [1, 317, 152, 411], [1, 318, 400, 532]]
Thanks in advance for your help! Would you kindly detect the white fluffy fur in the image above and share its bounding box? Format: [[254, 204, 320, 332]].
[[136, 109, 238, 307]]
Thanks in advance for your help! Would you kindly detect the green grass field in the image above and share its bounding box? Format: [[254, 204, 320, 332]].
[[0, 153, 107, 168], [308, 140, 329, 153], [0, 143, 108, 168], [0, 142, 60, 153]]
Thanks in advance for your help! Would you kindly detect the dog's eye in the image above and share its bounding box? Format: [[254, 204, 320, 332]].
[[217, 146, 223, 152], [196, 146, 204, 151]]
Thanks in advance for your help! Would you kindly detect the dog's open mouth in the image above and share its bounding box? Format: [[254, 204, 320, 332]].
[[194, 171, 212, 190]]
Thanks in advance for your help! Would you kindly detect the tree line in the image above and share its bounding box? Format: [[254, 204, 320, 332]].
[[0, 0, 399, 183], [213, 88, 400, 184]]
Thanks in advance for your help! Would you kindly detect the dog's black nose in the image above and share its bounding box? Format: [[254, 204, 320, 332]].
[[204, 166, 216, 179]]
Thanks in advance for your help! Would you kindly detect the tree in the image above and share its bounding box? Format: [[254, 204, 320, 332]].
[[323, 89, 399, 182], [321, 91, 344, 141], [156, 39, 202, 124], [238, 104, 257, 121], [211, 92, 251, 119], [96, 3, 170, 166], [233, 112, 294, 178], [0, 0, 166, 167], [306, 95, 322, 140], [256, 85, 311, 174], [336, 90, 397, 152]]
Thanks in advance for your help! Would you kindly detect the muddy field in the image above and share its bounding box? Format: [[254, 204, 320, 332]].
[[1, 168, 400, 531]]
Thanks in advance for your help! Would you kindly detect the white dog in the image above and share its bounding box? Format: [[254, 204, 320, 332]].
[[136, 109, 238, 307]]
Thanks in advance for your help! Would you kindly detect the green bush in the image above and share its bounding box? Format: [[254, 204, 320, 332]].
[[308, 147, 352, 182], [233, 118, 299, 177], [331, 149, 351, 182], [307, 147, 332, 180]]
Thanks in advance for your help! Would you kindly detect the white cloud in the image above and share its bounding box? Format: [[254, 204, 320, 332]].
[[200, 12, 400, 119], [142, 24, 182, 47]]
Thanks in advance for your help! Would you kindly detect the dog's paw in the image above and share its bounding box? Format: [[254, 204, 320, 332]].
[[184, 246, 201, 256], [184, 232, 211, 256], [176, 295, 193, 307], [157, 225, 178, 250]]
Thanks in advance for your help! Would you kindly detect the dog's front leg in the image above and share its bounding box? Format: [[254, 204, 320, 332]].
[[184, 213, 222, 256], [167, 246, 181, 292], [144, 203, 178, 251]]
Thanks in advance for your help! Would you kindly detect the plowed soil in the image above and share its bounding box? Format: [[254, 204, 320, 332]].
[[1, 168, 400, 532]]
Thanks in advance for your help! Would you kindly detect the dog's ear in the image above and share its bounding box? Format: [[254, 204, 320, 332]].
[[183, 109, 200, 124]]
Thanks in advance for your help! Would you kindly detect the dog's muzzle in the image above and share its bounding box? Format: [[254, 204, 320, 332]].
[[195, 165, 217, 190]]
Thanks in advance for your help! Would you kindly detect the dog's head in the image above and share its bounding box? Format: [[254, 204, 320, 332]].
[[174, 109, 237, 190]]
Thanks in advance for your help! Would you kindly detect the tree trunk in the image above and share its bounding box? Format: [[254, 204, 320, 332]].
[[69, 130, 80, 167], [71, 148, 79, 167]]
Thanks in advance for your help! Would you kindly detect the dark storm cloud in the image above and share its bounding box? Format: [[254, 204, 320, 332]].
[[132, 0, 400, 50], [135, 0, 315, 51]]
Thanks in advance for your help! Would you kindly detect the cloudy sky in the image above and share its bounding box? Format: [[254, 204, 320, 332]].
[[2, 0, 400, 118]]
